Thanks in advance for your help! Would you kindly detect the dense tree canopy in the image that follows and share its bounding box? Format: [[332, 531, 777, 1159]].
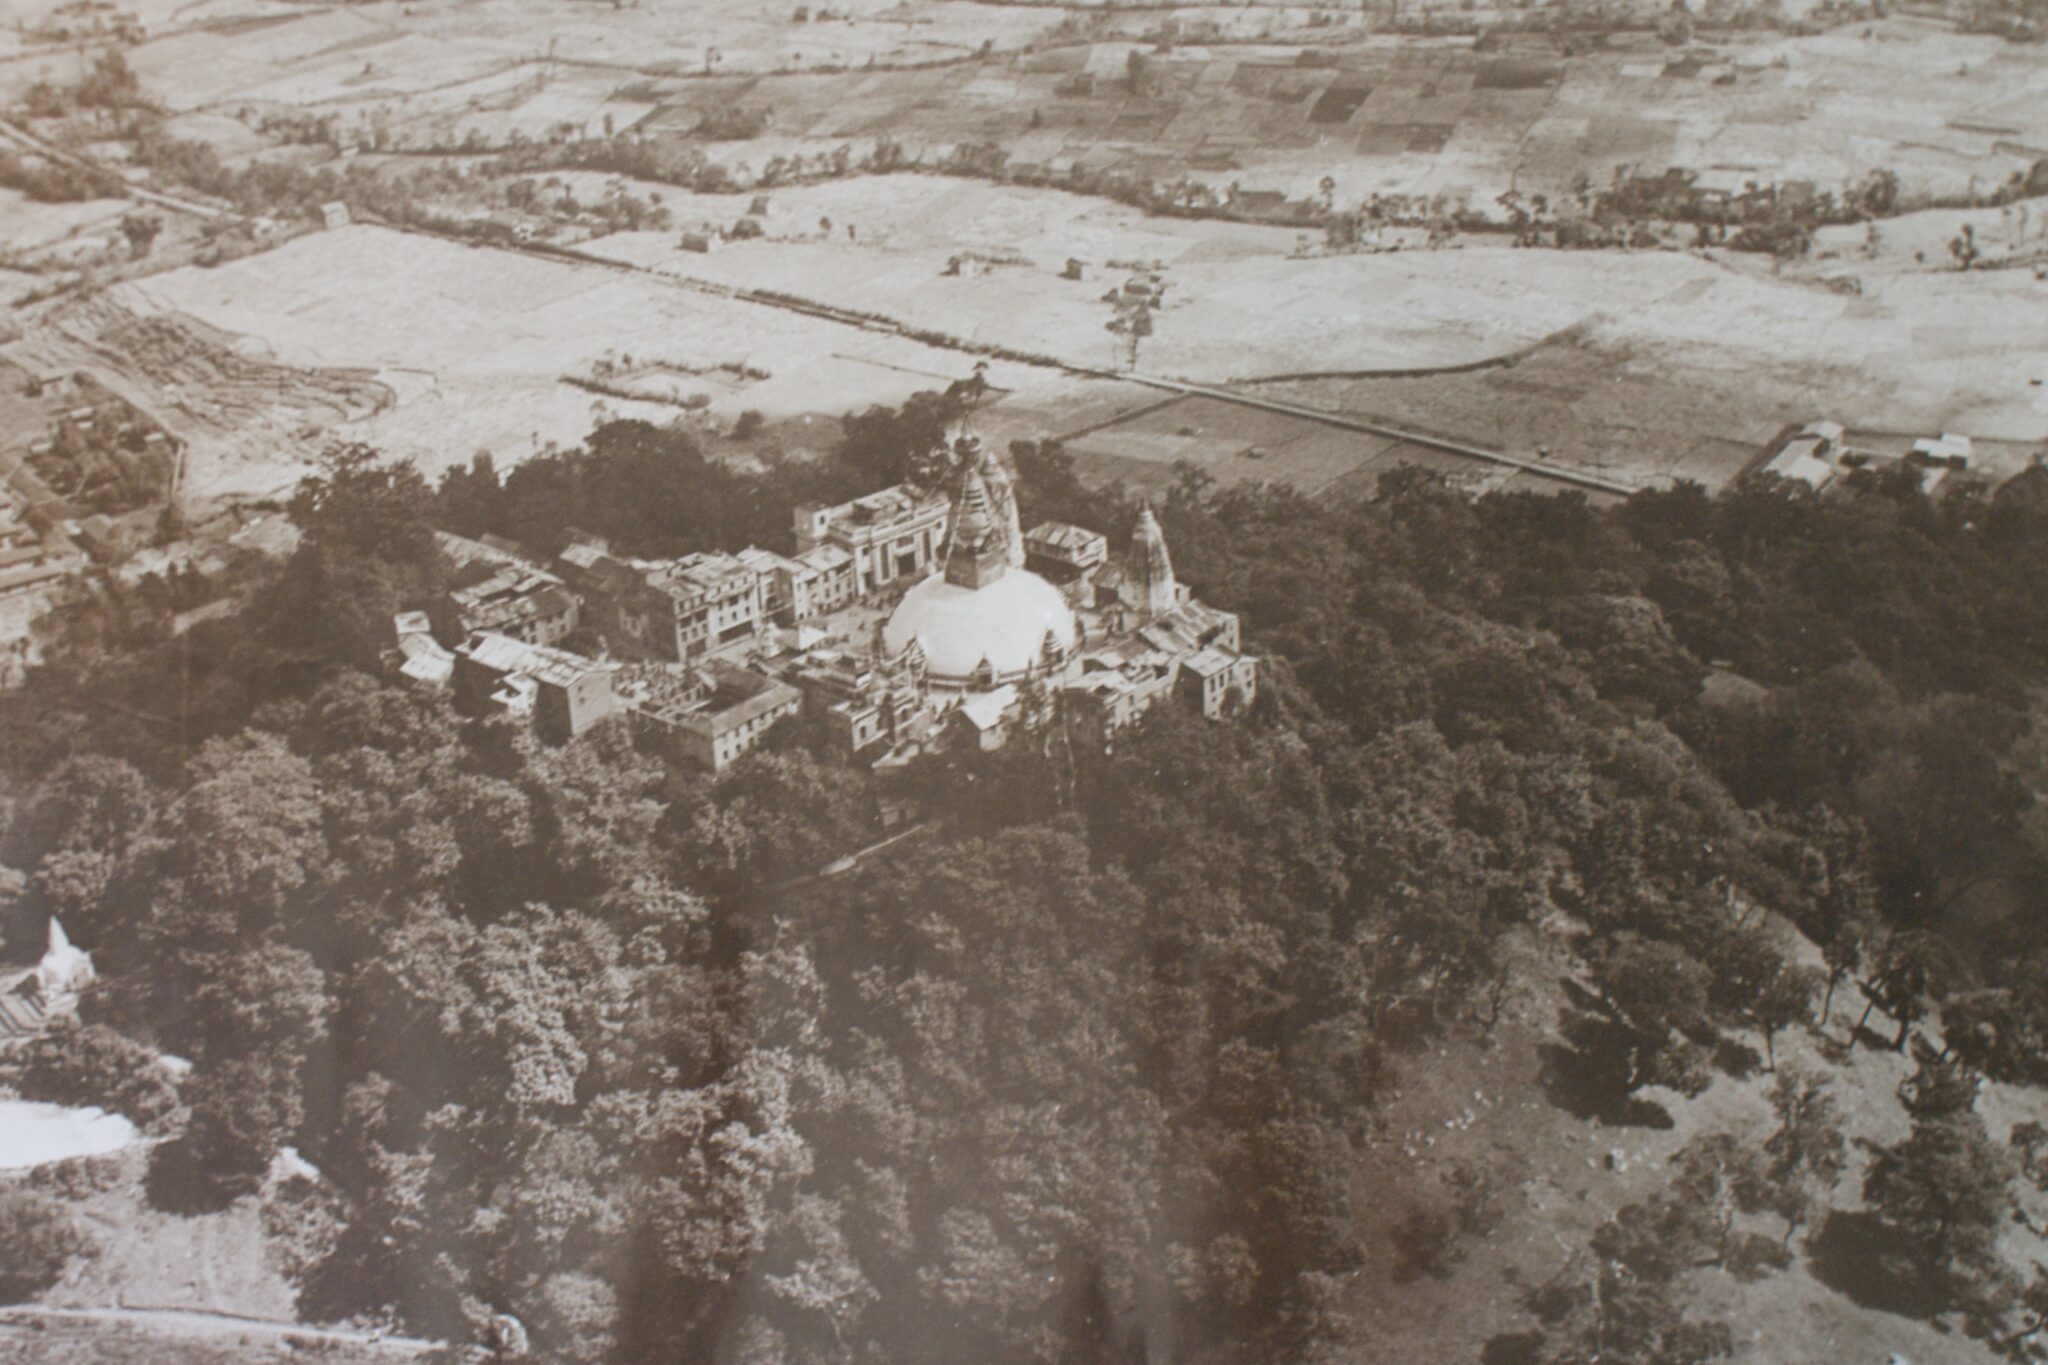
[[6, 399, 2048, 1359]]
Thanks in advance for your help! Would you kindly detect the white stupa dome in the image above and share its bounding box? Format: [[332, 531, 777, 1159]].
[[884, 568, 1076, 682]]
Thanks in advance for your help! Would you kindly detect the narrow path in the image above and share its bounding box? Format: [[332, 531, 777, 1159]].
[[1115, 372, 1647, 496], [0, 117, 228, 219], [0, 1305, 437, 1355]]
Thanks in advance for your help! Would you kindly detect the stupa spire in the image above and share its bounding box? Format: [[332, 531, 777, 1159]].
[[945, 470, 1009, 590], [960, 434, 1025, 568]]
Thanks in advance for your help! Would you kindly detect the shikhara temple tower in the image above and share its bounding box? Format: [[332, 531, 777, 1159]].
[[1125, 501, 1181, 618]]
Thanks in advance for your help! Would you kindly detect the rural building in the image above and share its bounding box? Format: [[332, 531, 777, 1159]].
[[1910, 432, 1974, 469], [1760, 419, 1848, 490], [454, 631, 620, 743], [391, 610, 454, 688], [321, 201, 351, 230], [1024, 521, 1109, 581], [70, 514, 126, 563], [955, 684, 1019, 751]]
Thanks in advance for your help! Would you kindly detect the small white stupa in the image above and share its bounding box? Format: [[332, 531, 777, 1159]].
[[34, 917, 95, 1000]]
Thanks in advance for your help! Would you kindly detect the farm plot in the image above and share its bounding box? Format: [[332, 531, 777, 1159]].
[[587, 173, 2048, 450], [120, 224, 1065, 492], [0, 188, 132, 259], [8, 292, 394, 503]]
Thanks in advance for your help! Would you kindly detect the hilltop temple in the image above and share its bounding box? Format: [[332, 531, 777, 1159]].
[[882, 462, 1075, 688], [862, 435, 1255, 750], [417, 433, 1255, 767]]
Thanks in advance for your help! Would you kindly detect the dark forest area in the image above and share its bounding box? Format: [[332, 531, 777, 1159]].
[[5, 398, 2048, 1364]]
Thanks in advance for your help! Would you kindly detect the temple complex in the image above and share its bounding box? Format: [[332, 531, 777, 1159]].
[[404, 434, 1255, 767]]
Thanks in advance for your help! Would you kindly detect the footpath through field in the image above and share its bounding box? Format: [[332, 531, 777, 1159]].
[[491, 233, 1642, 496], [1111, 372, 1644, 496], [0, 1304, 438, 1355]]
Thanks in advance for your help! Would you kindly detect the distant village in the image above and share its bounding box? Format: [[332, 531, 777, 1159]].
[[394, 435, 1259, 774], [1753, 418, 2016, 497]]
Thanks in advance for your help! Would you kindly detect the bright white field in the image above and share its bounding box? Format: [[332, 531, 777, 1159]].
[[0, 187, 130, 255], [104, 0, 1062, 117], [581, 174, 2048, 443], [0, 1098, 139, 1170], [1808, 196, 2048, 272], [125, 223, 1063, 490]]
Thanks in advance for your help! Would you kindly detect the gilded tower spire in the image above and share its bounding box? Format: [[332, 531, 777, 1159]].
[[944, 470, 1010, 590]]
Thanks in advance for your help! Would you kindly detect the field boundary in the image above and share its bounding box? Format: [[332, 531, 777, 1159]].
[[1224, 318, 1600, 385]]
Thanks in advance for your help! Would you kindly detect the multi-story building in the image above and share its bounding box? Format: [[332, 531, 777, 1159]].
[[556, 542, 767, 663], [453, 631, 621, 743], [450, 564, 580, 646], [786, 643, 935, 757], [619, 658, 801, 773], [792, 483, 950, 599], [737, 543, 858, 624]]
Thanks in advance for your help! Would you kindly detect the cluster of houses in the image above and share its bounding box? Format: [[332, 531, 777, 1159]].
[[1754, 419, 1987, 497], [0, 365, 181, 684], [390, 437, 1257, 774]]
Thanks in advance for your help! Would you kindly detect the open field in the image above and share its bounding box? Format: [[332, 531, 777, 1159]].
[[0, 187, 130, 259], [581, 174, 2048, 449], [1804, 192, 2048, 276], [39, 178, 2033, 507], [16, 1145, 297, 1320], [112, 222, 1070, 494]]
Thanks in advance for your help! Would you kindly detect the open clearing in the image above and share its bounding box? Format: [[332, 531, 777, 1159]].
[[0, 188, 131, 259], [0, 1099, 138, 1169], [1349, 929, 2047, 1365]]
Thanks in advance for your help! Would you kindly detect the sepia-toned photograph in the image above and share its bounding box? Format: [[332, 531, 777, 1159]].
[[1, 0, 2047, 1360]]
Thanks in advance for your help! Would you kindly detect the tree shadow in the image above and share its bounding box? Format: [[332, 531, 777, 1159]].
[[142, 1139, 242, 1216], [1481, 1331, 1545, 1365], [1713, 1036, 1763, 1080], [1536, 1012, 1673, 1129], [1807, 1211, 1948, 1320]]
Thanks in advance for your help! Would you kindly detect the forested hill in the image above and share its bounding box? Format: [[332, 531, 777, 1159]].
[[3, 407, 2048, 1364]]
